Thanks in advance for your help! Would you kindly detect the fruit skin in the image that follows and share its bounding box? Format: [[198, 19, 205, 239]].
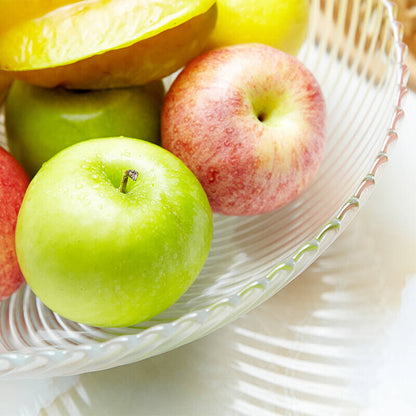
[[1, 2, 217, 89], [5, 80, 164, 178], [15, 137, 213, 327], [204, 0, 309, 56], [0, 147, 30, 300], [0, 71, 12, 104], [161, 43, 327, 216]]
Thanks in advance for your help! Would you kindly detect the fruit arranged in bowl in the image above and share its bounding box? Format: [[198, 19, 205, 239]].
[[4, 35, 328, 322], [0, 0, 407, 380], [4, 37, 328, 326]]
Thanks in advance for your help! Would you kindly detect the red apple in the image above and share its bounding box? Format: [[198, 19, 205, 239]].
[[161, 43, 327, 216], [0, 146, 30, 300]]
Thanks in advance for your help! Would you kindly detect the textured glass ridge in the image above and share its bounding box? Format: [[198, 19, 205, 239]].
[[0, 0, 408, 379]]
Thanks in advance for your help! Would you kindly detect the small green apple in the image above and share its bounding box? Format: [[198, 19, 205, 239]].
[[5, 80, 164, 177], [15, 137, 213, 327]]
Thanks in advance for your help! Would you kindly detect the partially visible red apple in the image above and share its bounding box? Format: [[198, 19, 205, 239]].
[[161, 43, 327, 216], [0, 146, 30, 300]]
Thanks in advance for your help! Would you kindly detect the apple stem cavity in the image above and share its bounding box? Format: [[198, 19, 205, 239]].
[[119, 169, 139, 194], [257, 111, 266, 122]]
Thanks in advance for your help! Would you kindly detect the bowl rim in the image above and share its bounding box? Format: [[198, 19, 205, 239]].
[[0, 0, 409, 378]]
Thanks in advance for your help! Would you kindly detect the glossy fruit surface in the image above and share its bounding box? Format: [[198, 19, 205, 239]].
[[0, 0, 217, 88], [162, 44, 327, 216], [0, 71, 12, 104], [5, 80, 164, 177], [15, 137, 213, 327], [0, 146, 30, 300], [204, 0, 309, 56]]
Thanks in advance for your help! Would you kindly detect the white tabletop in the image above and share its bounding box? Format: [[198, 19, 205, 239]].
[[1, 91, 415, 416]]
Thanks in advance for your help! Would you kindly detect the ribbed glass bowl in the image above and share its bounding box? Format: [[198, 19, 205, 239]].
[[0, 0, 408, 379]]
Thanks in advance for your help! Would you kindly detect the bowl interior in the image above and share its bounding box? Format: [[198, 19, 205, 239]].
[[0, 0, 407, 378]]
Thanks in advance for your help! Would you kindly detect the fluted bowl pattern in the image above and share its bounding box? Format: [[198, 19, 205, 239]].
[[0, 0, 408, 378]]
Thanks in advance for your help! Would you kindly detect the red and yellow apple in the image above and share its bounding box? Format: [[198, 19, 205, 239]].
[[162, 43, 327, 216], [0, 146, 30, 300]]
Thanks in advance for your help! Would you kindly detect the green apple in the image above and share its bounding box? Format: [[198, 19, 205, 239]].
[[5, 80, 164, 177], [0, 70, 12, 104], [15, 137, 213, 327]]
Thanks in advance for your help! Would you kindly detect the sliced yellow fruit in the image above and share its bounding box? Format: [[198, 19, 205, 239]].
[[0, 0, 81, 32], [0, 0, 217, 88], [11, 6, 217, 89], [0, 0, 216, 70]]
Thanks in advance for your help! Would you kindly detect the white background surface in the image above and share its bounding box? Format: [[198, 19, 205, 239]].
[[0, 91, 415, 416]]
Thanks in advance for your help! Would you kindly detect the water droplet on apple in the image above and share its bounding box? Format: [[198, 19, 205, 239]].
[[208, 168, 219, 183]]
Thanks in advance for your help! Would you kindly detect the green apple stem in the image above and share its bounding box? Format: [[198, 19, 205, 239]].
[[119, 169, 139, 193]]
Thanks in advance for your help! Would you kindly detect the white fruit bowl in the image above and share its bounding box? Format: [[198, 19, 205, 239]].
[[0, 0, 408, 378]]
